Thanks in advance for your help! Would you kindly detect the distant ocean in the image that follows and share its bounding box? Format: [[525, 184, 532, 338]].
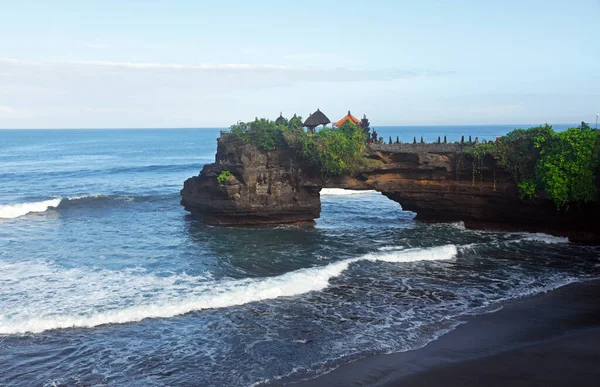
[[1, 125, 598, 386]]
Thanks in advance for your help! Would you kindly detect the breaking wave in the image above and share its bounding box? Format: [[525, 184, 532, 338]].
[[0, 194, 170, 219], [0, 245, 457, 334], [0, 199, 62, 219], [515, 233, 569, 244], [320, 189, 377, 196]]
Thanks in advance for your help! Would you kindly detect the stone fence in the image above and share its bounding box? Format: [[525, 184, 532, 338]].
[[369, 142, 466, 153]]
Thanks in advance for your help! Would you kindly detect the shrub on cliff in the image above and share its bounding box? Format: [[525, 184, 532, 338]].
[[495, 124, 554, 182], [464, 124, 600, 207], [230, 118, 285, 151], [303, 122, 367, 176], [536, 126, 600, 207], [228, 118, 368, 177], [217, 170, 233, 184]]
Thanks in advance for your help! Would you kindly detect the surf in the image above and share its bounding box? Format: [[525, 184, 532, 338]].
[[0, 198, 62, 219], [0, 245, 458, 334], [0, 194, 173, 219]]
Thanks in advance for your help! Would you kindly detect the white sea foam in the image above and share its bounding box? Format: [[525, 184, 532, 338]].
[[0, 199, 61, 219], [0, 245, 457, 334], [320, 188, 377, 196], [378, 245, 406, 251], [0, 194, 127, 219], [516, 233, 569, 244]]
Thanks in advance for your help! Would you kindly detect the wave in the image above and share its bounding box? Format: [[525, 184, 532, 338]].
[[0, 199, 62, 219], [2, 162, 206, 180], [0, 245, 457, 334], [515, 233, 569, 244], [0, 194, 175, 219], [378, 245, 406, 251], [320, 189, 378, 196]]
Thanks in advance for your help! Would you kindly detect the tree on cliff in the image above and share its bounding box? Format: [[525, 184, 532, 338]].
[[230, 116, 370, 177], [536, 126, 599, 207], [466, 123, 600, 207], [230, 118, 284, 151], [302, 121, 367, 176]]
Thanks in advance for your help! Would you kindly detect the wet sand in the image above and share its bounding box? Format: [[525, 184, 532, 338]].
[[289, 279, 600, 387]]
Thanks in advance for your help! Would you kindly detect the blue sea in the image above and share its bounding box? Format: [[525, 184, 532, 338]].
[[1, 125, 598, 386]]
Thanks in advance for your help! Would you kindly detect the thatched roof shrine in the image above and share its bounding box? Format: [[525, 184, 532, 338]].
[[303, 109, 331, 130], [275, 112, 287, 126]]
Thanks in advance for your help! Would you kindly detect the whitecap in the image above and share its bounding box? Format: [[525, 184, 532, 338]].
[[0, 199, 61, 219], [0, 245, 458, 334], [320, 189, 377, 196], [513, 233, 569, 244]]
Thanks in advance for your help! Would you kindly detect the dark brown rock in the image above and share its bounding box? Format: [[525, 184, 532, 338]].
[[180, 134, 320, 225], [181, 135, 600, 243]]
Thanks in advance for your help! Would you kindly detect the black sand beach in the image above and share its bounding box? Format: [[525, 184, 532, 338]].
[[290, 279, 600, 387]]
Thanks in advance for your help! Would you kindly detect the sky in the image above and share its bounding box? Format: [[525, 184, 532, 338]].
[[0, 0, 598, 128]]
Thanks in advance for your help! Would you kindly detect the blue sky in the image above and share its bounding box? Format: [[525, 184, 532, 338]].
[[0, 0, 598, 128]]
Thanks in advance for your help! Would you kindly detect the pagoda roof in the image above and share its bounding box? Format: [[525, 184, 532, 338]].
[[334, 111, 360, 127], [303, 109, 331, 128]]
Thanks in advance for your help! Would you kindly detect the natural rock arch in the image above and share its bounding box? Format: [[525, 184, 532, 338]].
[[181, 135, 599, 242]]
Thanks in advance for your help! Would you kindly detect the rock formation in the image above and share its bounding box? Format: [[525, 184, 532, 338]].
[[181, 133, 321, 225], [181, 133, 600, 243]]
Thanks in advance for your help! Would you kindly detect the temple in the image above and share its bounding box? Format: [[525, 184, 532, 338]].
[[333, 110, 360, 127], [275, 112, 287, 126], [303, 109, 331, 132]]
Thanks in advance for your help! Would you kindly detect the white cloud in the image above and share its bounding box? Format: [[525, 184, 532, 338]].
[[0, 105, 15, 114], [0, 105, 29, 118], [0, 57, 446, 79], [0, 57, 450, 128]]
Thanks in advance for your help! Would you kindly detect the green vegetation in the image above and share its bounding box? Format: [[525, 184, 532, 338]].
[[217, 170, 233, 184], [536, 126, 599, 207], [228, 117, 370, 176], [518, 179, 536, 200], [465, 123, 600, 207], [301, 122, 367, 175], [230, 118, 286, 151]]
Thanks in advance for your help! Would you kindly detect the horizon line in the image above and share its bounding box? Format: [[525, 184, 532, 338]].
[[0, 122, 582, 130]]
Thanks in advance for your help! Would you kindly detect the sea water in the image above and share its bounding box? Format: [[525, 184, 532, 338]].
[[0, 126, 598, 386]]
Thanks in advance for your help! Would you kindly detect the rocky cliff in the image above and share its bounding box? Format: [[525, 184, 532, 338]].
[[181, 134, 600, 243], [180, 133, 321, 225]]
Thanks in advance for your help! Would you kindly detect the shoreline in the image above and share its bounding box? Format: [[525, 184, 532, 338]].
[[286, 279, 600, 386]]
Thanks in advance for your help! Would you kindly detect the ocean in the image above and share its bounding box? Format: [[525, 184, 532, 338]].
[[1, 125, 598, 386]]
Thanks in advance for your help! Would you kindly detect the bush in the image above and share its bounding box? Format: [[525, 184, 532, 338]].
[[536, 127, 599, 207], [518, 179, 536, 200], [217, 170, 233, 184], [305, 122, 367, 176], [230, 118, 285, 151], [495, 124, 554, 182], [229, 117, 369, 177], [464, 124, 600, 207]]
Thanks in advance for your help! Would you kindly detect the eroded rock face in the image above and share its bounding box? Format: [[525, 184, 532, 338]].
[[180, 134, 321, 225], [181, 135, 600, 243]]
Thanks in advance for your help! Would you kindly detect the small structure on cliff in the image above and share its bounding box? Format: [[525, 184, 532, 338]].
[[360, 114, 371, 140], [275, 112, 287, 126], [333, 111, 360, 127], [303, 109, 331, 132]]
